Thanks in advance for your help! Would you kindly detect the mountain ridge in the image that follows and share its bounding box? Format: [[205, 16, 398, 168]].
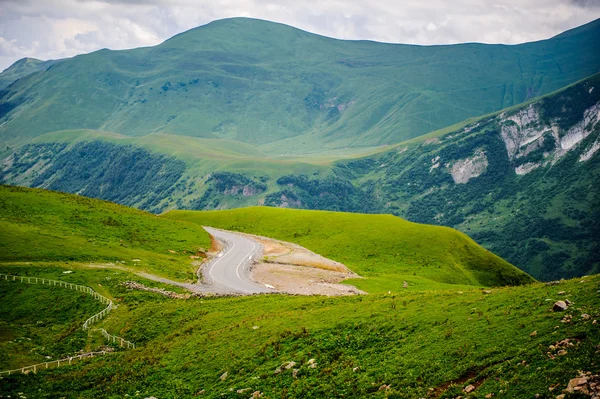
[[1, 17, 599, 151]]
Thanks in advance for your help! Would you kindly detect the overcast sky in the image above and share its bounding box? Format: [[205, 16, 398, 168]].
[[0, 0, 599, 71]]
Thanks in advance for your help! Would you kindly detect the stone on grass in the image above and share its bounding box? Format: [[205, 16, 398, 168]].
[[220, 372, 228, 381], [552, 301, 568, 312], [464, 384, 475, 393]]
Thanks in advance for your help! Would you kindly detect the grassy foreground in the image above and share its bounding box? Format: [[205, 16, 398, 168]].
[[164, 207, 534, 292], [0, 185, 212, 281], [0, 263, 597, 399]]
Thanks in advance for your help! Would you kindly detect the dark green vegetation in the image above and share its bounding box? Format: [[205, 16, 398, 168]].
[[0, 279, 103, 370], [1, 18, 599, 151], [1, 262, 598, 399], [165, 207, 533, 292], [0, 185, 211, 281], [1, 141, 186, 213]]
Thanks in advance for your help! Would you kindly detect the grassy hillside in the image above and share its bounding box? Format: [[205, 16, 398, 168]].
[[0, 262, 597, 399], [1, 18, 599, 152], [164, 207, 533, 292], [0, 185, 211, 281], [0, 57, 60, 90], [0, 280, 104, 370]]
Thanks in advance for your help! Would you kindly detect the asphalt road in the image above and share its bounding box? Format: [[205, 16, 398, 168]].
[[203, 227, 269, 294]]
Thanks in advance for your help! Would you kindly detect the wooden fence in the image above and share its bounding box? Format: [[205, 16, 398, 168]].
[[0, 273, 135, 375]]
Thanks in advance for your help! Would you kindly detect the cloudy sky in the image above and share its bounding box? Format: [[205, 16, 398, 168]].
[[0, 0, 599, 71]]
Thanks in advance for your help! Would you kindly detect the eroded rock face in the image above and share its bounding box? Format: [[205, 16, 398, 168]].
[[449, 149, 488, 184], [499, 101, 600, 175]]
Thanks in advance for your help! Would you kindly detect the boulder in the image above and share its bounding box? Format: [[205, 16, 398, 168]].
[[552, 301, 568, 311]]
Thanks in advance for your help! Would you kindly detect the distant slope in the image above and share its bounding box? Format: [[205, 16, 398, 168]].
[[0, 185, 211, 281], [0, 17, 599, 151], [264, 73, 600, 281], [0, 57, 60, 90], [163, 207, 534, 292]]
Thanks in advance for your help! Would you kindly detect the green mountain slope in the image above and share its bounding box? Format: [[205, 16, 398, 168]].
[[0, 185, 211, 281], [264, 73, 600, 281], [0, 18, 599, 151], [0, 57, 60, 90]]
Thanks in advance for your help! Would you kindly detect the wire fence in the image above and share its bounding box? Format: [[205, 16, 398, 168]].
[[0, 273, 135, 375]]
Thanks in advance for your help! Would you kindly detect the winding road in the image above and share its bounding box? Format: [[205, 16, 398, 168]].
[[202, 227, 269, 294]]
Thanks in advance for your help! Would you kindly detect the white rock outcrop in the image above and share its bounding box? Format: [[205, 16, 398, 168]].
[[450, 149, 488, 184]]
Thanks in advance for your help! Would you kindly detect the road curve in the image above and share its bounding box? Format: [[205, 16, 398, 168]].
[[203, 227, 269, 294]]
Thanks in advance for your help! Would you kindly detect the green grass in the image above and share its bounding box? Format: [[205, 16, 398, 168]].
[[0, 185, 212, 281], [0, 262, 597, 399], [163, 207, 534, 292], [0, 278, 104, 370]]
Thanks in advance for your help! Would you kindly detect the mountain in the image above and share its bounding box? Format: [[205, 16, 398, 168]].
[[0, 57, 60, 90], [0, 17, 599, 152], [263, 73, 600, 281], [1, 18, 599, 282]]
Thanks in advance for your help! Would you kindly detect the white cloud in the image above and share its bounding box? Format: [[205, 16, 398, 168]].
[[0, 0, 598, 71]]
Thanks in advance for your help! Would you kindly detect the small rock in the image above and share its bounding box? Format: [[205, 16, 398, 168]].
[[593, 320, 598, 325], [219, 372, 228, 381], [284, 361, 296, 370], [403, 281, 408, 288], [552, 301, 568, 312], [557, 349, 568, 356], [292, 368, 299, 378], [307, 358, 317, 368], [566, 377, 588, 393], [237, 388, 250, 394], [353, 367, 360, 372], [556, 395, 565, 399], [530, 330, 537, 337], [252, 326, 259, 330], [483, 290, 492, 294], [378, 384, 391, 391], [582, 313, 591, 320], [196, 390, 205, 395], [464, 384, 475, 393], [557, 291, 566, 295], [485, 394, 494, 398], [250, 392, 262, 399]]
